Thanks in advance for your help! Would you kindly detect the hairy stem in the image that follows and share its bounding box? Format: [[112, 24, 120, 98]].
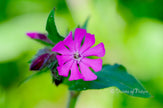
[[67, 91, 80, 108]]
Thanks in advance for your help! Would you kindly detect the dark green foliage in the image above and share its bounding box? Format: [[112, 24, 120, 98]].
[[64, 64, 151, 98], [80, 17, 90, 29], [81, 16, 90, 29], [46, 8, 64, 44], [118, 0, 163, 22]]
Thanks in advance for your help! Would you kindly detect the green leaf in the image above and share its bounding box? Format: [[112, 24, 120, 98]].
[[46, 8, 64, 44], [64, 64, 151, 98], [18, 68, 49, 86], [81, 16, 90, 29]]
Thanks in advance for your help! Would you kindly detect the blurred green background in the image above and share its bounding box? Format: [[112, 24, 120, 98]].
[[0, 0, 163, 108]]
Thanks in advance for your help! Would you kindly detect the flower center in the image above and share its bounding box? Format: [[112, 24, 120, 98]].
[[73, 52, 81, 59]]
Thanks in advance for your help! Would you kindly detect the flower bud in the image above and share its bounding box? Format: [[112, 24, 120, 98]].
[[26, 32, 53, 44], [30, 53, 50, 70]]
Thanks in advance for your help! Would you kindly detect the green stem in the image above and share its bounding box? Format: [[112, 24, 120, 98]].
[[67, 91, 80, 108]]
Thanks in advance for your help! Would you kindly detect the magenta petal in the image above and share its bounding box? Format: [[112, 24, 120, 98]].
[[52, 41, 72, 55], [79, 62, 97, 81], [69, 62, 83, 81], [63, 31, 75, 51], [74, 28, 86, 51], [81, 58, 102, 72], [57, 60, 74, 77], [56, 55, 73, 65], [82, 42, 105, 57], [79, 33, 95, 53]]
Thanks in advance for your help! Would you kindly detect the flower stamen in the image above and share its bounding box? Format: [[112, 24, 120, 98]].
[[73, 52, 81, 59]]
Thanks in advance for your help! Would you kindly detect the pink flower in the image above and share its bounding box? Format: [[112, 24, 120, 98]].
[[52, 28, 105, 81]]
